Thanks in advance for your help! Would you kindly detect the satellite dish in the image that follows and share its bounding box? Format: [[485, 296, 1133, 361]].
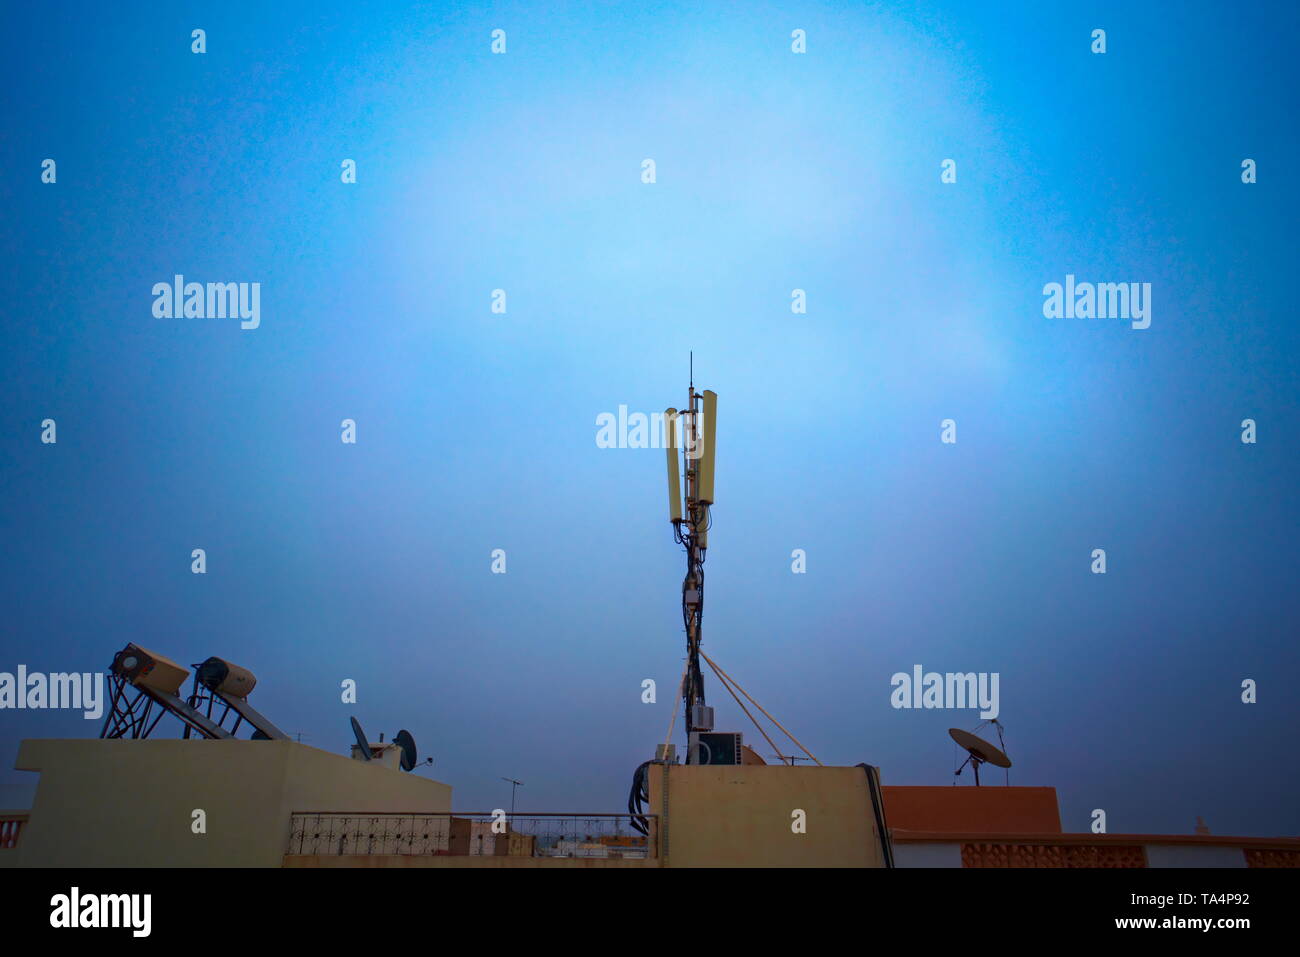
[[350, 716, 372, 761], [949, 728, 1012, 768], [394, 729, 417, 772], [949, 727, 1011, 785]]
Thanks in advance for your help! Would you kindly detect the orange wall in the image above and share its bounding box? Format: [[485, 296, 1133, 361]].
[[882, 786, 1061, 835]]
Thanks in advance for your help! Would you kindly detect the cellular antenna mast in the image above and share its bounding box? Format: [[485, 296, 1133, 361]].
[[664, 364, 717, 762]]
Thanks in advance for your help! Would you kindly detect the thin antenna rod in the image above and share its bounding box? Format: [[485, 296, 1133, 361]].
[[689, 351, 693, 390], [501, 777, 524, 816]]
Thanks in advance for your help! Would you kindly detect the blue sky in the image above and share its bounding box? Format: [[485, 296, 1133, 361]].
[[1, 1, 1297, 836]]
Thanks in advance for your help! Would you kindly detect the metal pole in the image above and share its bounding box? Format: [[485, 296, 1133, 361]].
[[682, 386, 707, 755], [502, 777, 523, 816]]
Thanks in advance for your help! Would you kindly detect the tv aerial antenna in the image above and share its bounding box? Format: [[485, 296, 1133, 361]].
[[949, 724, 1012, 786], [663, 355, 717, 762], [501, 777, 524, 816]]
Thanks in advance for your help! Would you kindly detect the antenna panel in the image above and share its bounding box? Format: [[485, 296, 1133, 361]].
[[664, 408, 682, 523], [698, 390, 717, 505]]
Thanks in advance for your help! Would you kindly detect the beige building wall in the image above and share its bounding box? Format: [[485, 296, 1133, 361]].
[[649, 764, 887, 867], [9, 738, 452, 867]]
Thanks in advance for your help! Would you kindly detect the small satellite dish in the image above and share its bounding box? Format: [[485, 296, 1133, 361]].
[[394, 729, 417, 772], [949, 727, 1011, 785], [350, 716, 372, 761]]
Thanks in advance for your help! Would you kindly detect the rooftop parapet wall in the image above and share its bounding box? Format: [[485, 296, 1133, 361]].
[[890, 831, 1300, 867], [648, 763, 888, 868], [10, 738, 452, 867], [881, 785, 1062, 835]]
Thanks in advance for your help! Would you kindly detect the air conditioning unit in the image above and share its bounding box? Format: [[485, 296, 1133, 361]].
[[689, 731, 742, 766]]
